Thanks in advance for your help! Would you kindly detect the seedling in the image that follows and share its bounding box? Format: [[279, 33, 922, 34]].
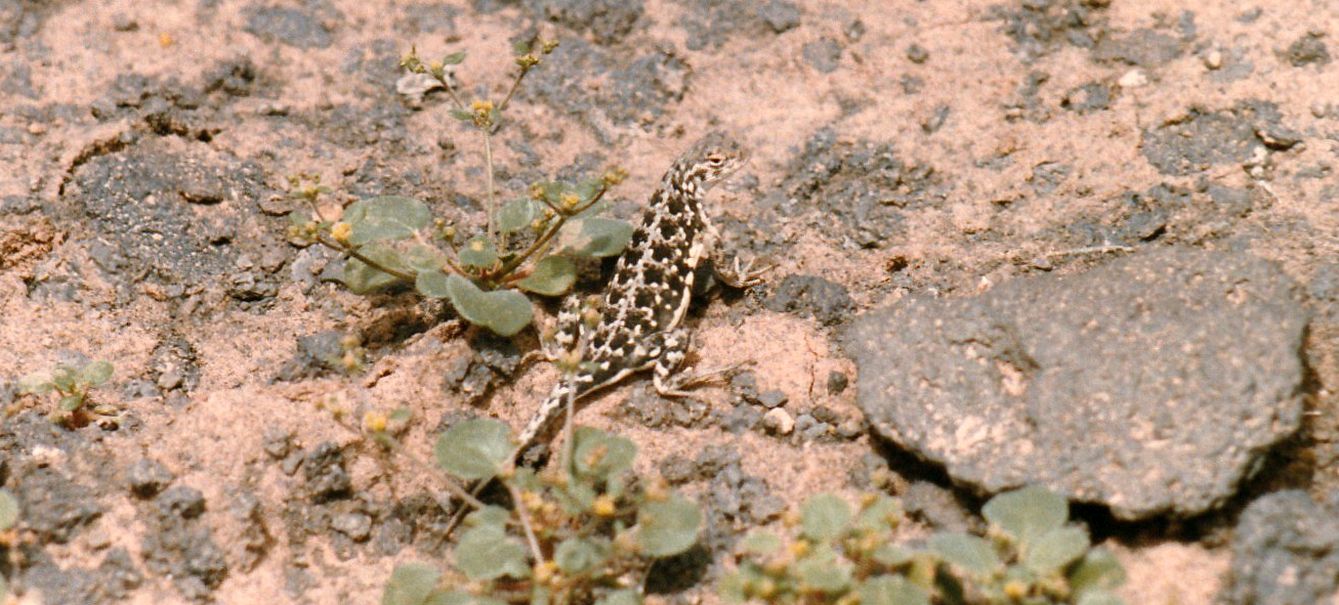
[[17, 360, 114, 427], [287, 38, 635, 337], [720, 486, 1126, 605]]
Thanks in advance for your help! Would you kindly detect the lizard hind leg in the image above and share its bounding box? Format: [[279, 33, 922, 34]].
[[650, 327, 749, 398], [542, 294, 586, 362]]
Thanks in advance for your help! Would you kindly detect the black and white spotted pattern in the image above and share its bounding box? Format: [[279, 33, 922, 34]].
[[515, 131, 749, 450]]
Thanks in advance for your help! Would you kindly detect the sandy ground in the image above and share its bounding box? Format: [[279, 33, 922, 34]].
[[2, 0, 1338, 603]]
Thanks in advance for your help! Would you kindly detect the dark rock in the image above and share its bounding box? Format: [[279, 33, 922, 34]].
[[304, 442, 352, 502], [128, 459, 175, 498], [275, 330, 346, 382], [1061, 82, 1111, 113], [717, 403, 762, 434], [64, 140, 267, 289], [441, 331, 523, 405], [1141, 100, 1287, 176], [993, 1, 1104, 60], [524, 39, 689, 142], [243, 5, 335, 49], [17, 468, 103, 543], [1286, 33, 1330, 67], [230, 492, 271, 571], [1223, 491, 1339, 604], [757, 390, 788, 409], [803, 38, 842, 73], [1092, 28, 1183, 67], [524, 0, 643, 43], [765, 274, 854, 325], [151, 337, 199, 394], [202, 57, 258, 96], [842, 248, 1307, 520], [141, 512, 228, 600], [757, 0, 801, 33], [773, 128, 939, 248], [827, 371, 849, 395], [906, 43, 929, 63], [902, 481, 982, 533], [262, 428, 293, 459], [621, 386, 710, 428], [729, 371, 760, 404], [156, 486, 206, 520]]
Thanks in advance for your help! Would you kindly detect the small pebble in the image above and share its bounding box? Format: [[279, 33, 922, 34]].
[[1118, 69, 1148, 88], [762, 408, 795, 435], [1204, 49, 1223, 70], [331, 512, 372, 542], [906, 43, 929, 64]]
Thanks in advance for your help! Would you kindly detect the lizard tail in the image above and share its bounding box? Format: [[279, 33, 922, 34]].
[[515, 380, 578, 454]]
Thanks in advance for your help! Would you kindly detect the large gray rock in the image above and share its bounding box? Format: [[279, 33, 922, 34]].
[[1222, 491, 1339, 605], [842, 248, 1307, 520]]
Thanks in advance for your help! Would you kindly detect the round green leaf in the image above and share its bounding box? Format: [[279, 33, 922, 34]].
[[637, 494, 701, 558], [871, 544, 914, 568], [58, 394, 83, 412], [795, 544, 852, 594], [572, 426, 636, 481], [78, 360, 113, 386], [737, 531, 782, 556], [854, 494, 903, 532], [496, 198, 538, 234], [0, 489, 18, 531], [983, 485, 1068, 546], [442, 51, 467, 65], [50, 366, 76, 392], [554, 218, 634, 258], [464, 505, 511, 530], [345, 196, 431, 245], [458, 236, 499, 269], [404, 244, 449, 273], [434, 418, 514, 481], [554, 537, 609, 574], [415, 270, 451, 298], [454, 525, 530, 581], [442, 275, 534, 336], [382, 562, 441, 605], [927, 532, 1003, 577], [515, 256, 576, 296], [800, 493, 852, 542], [17, 372, 52, 395], [1023, 526, 1090, 575], [1068, 547, 1126, 597], [343, 244, 411, 294], [859, 575, 931, 605]]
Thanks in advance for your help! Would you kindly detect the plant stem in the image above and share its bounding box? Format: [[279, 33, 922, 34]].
[[506, 481, 545, 563], [497, 66, 531, 113], [490, 183, 610, 280], [314, 236, 417, 282], [483, 128, 498, 242]]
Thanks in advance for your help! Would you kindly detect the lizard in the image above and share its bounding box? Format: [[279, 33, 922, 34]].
[[448, 132, 761, 526], [517, 131, 760, 451]]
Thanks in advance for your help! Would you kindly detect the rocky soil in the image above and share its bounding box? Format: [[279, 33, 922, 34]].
[[2, 0, 1338, 603]]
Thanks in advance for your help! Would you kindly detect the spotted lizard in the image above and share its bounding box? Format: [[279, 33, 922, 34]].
[[516, 131, 761, 453]]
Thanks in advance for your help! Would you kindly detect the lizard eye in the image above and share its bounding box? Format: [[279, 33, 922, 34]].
[[705, 154, 726, 165]]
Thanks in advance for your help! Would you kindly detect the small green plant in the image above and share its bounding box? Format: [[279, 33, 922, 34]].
[[17, 360, 114, 426], [382, 419, 702, 605], [719, 486, 1126, 605], [287, 38, 634, 337]]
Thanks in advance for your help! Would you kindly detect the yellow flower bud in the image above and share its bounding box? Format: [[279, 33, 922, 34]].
[[593, 494, 616, 517], [363, 411, 388, 433], [560, 192, 580, 209], [330, 221, 352, 245]]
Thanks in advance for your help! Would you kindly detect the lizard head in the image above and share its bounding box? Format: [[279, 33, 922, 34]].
[[672, 131, 748, 189]]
